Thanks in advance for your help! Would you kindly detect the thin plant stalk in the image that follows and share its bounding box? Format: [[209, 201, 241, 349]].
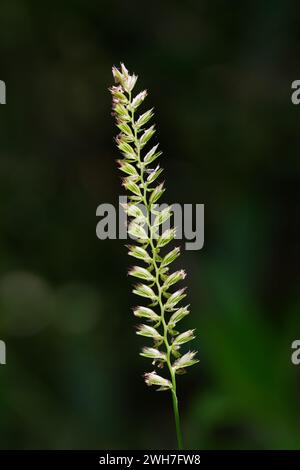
[[110, 64, 198, 449], [171, 386, 183, 449]]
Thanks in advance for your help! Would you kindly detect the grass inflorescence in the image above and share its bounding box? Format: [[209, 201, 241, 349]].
[[110, 63, 199, 449]]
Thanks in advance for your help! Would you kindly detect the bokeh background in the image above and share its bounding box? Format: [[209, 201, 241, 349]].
[[0, 0, 299, 450]]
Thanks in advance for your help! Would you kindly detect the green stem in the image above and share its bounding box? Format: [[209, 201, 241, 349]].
[[171, 387, 183, 450], [129, 95, 183, 450]]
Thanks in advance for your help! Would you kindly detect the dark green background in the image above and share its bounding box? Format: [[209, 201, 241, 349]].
[[0, 0, 299, 449]]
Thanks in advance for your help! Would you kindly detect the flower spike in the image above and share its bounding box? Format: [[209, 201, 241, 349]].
[[110, 64, 198, 449]]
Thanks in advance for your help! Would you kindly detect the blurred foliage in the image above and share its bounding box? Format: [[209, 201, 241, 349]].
[[0, 0, 299, 449]]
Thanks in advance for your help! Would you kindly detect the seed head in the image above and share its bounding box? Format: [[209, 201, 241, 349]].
[[110, 64, 198, 398]]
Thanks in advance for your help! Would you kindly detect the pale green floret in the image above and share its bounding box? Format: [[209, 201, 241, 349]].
[[140, 347, 166, 361], [172, 351, 199, 372], [172, 329, 196, 346], [137, 324, 162, 341], [133, 306, 160, 322], [144, 371, 172, 390], [129, 266, 154, 282]]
